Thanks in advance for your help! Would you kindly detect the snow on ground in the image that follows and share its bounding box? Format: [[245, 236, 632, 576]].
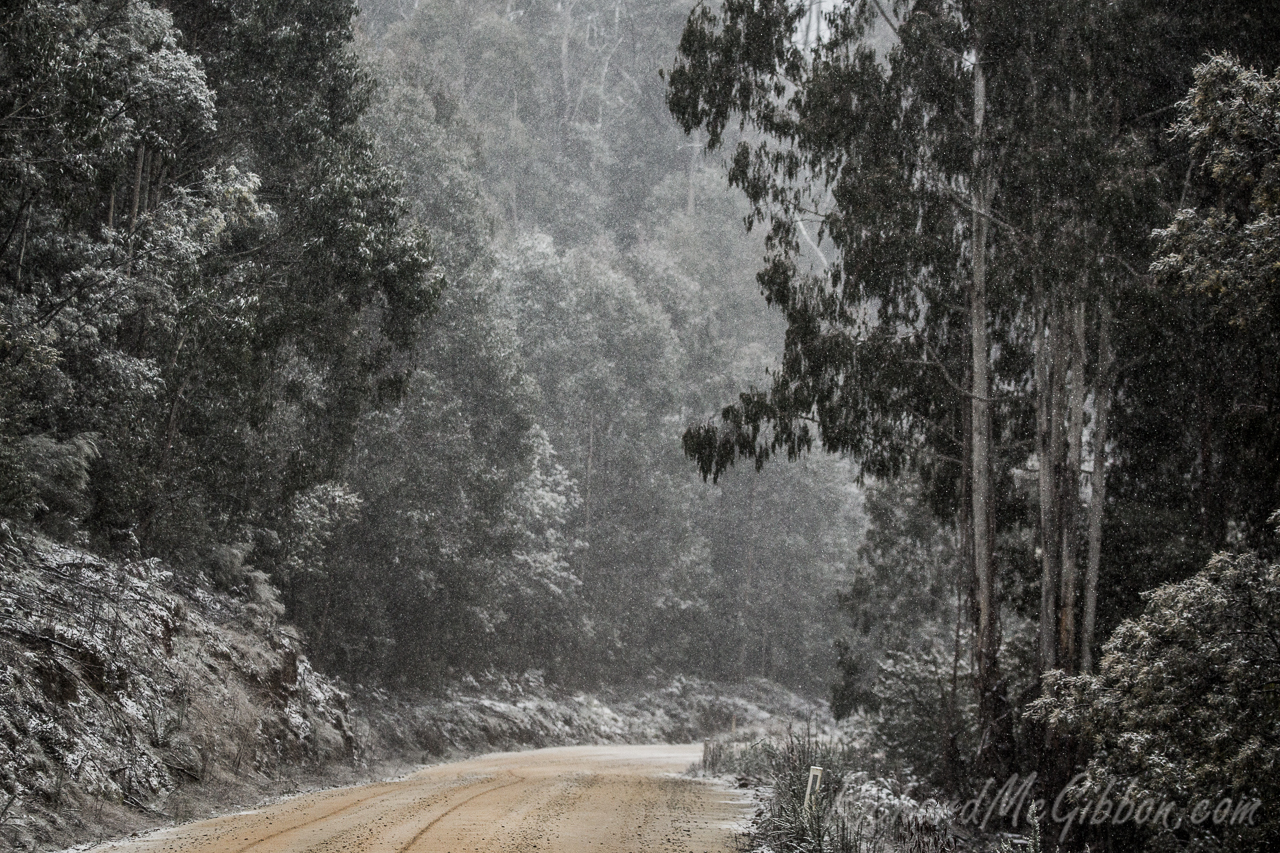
[[0, 528, 354, 851], [0, 529, 826, 852]]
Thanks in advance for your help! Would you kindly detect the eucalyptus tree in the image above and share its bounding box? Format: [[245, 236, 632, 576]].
[[0, 0, 223, 528], [144, 0, 438, 558], [1036, 545, 1280, 851], [671, 0, 989, 773], [358, 0, 697, 246], [1081, 4, 1280, 665], [664, 0, 1155, 774], [0, 0, 438, 578], [1147, 55, 1280, 547]]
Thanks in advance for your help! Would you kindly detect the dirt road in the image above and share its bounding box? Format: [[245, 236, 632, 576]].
[[98, 745, 750, 853]]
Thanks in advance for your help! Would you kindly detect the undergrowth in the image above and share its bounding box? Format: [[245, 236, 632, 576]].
[[704, 729, 958, 853]]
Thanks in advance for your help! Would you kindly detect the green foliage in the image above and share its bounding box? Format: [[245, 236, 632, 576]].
[[345, 0, 871, 690], [828, 478, 1055, 794], [1034, 544, 1280, 851], [0, 0, 219, 519], [290, 362, 578, 683], [10, 434, 99, 528], [666, 0, 1280, 804], [0, 0, 438, 576], [866, 636, 976, 791], [492, 229, 864, 688], [856, 613, 1034, 794], [833, 479, 958, 717], [289, 20, 597, 681], [1112, 56, 1280, 560], [280, 483, 364, 583], [495, 233, 689, 677], [1102, 36, 1280, 601], [668, 0, 998, 487], [1153, 56, 1280, 324], [124, 0, 437, 560]]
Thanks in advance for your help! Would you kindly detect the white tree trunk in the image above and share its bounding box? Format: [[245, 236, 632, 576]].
[[1034, 270, 1058, 674], [1058, 297, 1087, 671], [1082, 299, 1114, 674], [970, 59, 1002, 769]]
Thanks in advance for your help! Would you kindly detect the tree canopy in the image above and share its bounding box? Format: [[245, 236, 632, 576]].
[[665, 0, 1280, 795]]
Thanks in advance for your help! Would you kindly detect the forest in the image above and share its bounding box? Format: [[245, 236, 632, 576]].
[[2, 0, 1279, 850]]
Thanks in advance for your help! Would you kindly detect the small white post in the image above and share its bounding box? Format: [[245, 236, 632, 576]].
[[803, 765, 824, 815]]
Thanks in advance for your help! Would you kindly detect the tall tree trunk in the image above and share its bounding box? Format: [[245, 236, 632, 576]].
[[560, 1, 576, 124], [960, 342, 975, 629], [1057, 297, 1086, 672], [739, 476, 759, 679], [129, 144, 145, 230], [1034, 268, 1058, 675], [1082, 299, 1114, 674], [15, 208, 29, 291], [584, 410, 595, 536], [687, 130, 698, 216], [1048, 292, 1068, 655], [969, 57, 1005, 775], [140, 147, 153, 216], [151, 159, 168, 211]]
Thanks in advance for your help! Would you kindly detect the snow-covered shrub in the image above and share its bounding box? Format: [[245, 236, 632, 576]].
[[0, 533, 355, 850], [1033, 543, 1280, 851], [833, 775, 956, 852], [736, 729, 956, 853], [867, 632, 977, 790]]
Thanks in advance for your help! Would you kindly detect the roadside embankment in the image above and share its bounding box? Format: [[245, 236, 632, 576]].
[[0, 528, 822, 851]]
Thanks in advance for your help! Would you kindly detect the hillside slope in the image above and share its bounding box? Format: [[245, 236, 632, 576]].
[[0, 527, 355, 849], [0, 527, 826, 851]]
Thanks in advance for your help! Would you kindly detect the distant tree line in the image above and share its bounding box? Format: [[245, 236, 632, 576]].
[[1, 0, 872, 696]]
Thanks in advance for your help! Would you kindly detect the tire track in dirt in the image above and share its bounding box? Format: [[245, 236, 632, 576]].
[[396, 770, 523, 852], [99, 745, 751, 853], [228, 780, 416, 853], [129, 785, 391, 852], [125, 776, 472, 853], [447, 770, 599, 853]]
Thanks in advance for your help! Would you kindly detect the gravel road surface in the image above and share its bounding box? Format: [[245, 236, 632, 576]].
[[95, 744, 750, 853]]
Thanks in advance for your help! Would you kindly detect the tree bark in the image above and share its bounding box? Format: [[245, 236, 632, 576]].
[[140, 146, 153, 216], [129, 144, 145, 230], [561, 2, 576, 124], [1047, 292, 1068, 658], [1034, 268, 1058, 675], [15, 208, 29, 291], [970, 62, 993, 685], [1082, 299, 1113, 674], [151, 159, 168, 211], [584, 409, 595, 535], [1057, 296, 1086, 672], [969, 57, 1005, 775], [687, 130, 698, 216]]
